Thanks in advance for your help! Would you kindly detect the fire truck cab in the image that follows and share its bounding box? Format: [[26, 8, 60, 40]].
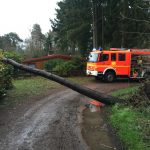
[[86, 48, 150, 82]]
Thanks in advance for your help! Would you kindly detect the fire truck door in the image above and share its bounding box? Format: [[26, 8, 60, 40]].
[[116, 53, 130, 75]]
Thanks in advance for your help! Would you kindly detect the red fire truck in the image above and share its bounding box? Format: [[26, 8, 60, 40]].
[[86, 48, 150, 82]]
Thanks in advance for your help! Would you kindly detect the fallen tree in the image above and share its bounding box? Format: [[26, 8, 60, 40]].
[[1, 57, 123, 105]]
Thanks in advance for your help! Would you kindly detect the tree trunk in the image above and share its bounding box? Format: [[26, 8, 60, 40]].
[[2, 57, 123, 105]]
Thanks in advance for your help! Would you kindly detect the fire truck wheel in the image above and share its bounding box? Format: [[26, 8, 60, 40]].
[[104, 71, 115, 82]]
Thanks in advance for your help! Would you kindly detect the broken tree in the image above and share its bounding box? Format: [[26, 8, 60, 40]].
[[2, 57, 123, 105]]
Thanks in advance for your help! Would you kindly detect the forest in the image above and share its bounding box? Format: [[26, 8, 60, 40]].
[[0, 0, 150, 57], [51, 0, 150, 55]]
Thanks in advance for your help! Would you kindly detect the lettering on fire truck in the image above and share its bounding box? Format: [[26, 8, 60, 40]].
[[86, 48, 150, 82]]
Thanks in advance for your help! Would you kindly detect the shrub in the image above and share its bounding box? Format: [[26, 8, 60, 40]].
[[70, 56, 85, 70], [53, 56, 85, 76], [44, 56, 85, 76], [0, 58, 12, 98], [44, 59, 64, 71], [3, 51, 23, 77], [0, 50, 22, 98], [53, 61, 76, 76]]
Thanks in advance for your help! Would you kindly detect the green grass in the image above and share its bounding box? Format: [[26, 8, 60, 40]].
[[0, 76, 91, 107], [111, 86, 139, 99], [0, 77, 60, 107], [111, 105, 148, 150], [110, 87, 149, 150]]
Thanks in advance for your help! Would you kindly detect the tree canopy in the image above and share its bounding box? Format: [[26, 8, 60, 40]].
[[51, 0, 150, 55], [51, 0, 92, 56], [0, 32, 23, 51], [24, 24, 47, 58], [94, 0, 150, 49]]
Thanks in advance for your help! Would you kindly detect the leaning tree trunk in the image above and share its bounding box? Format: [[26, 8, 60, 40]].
[[2, 57, 123, 105]]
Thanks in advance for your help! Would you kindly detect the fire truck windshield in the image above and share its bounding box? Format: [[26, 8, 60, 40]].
[[88, 53, 98, 62]]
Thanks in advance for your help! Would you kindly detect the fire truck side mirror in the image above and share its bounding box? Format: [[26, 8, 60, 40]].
[[86, 55, 91, 61]]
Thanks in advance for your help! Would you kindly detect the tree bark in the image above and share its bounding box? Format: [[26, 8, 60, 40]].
[[2, 57, 123, 105]]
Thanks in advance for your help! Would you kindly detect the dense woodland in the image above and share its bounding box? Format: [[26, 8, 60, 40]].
[[51, 0, 150, 55], [0, 0, 150, 57]]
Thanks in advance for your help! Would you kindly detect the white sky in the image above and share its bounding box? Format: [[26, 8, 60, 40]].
[[0, 0, 60, 40]]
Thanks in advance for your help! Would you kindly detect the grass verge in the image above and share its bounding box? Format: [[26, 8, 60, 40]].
[[111, 86, 139, 99], [0, 76, 91, 107], [110, 86, 149, 150]]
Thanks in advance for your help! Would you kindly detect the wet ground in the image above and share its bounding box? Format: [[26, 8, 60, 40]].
[[0, 79, 137, 150]]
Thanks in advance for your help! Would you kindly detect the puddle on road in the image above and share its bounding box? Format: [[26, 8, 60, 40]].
[[81, 108, 122, 150]]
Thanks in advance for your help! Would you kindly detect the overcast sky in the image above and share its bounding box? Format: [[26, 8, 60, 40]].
[[0, 0, 60, 40]]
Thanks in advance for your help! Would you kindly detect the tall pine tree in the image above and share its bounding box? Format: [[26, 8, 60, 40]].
[[51, 0, 92, 56]]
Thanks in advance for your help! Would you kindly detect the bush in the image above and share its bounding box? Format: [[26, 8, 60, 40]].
[[53, 61, 76, 76], [70, 56, 85, 70], [0, 50, 22, 98], [3, 51, 23, 77], [53, 56, 85, 76], [44, 59, 64, 71], [0, 59, 12, 98]]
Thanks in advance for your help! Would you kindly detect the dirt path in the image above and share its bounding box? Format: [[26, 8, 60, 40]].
[[0, 80, 137, 150], [0, 89, 88, 150]]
